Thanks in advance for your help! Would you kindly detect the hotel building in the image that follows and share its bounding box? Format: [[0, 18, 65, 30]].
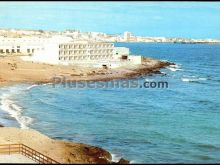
[[59, 41, 114, 65], [0, 36, 142, 68]]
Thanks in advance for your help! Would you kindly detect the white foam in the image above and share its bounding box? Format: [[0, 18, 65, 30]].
[[145, 78, 154, 82], [26, 82, 53, 90], [42, 82, 53, 86], [111, 153, 135, 164], [181, 76, 207, 82], [168, 67, 182, 72], [111, 153, 121, 163], [0, 93, 33, 129], [26, 84, 39, 90], [130, 160, 137, 164], [167, 64, 182, 72], [170, 64, 181, 68], [199, 77, 207, 81]]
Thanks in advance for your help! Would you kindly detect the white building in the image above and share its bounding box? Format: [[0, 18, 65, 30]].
[[0, 36, 142, 68], [0, 36, 49, 56], [113, 47, 142, 65], [58, 40, 114, 67], [124, 31, 131, 41], [16, 36, 72, 64]]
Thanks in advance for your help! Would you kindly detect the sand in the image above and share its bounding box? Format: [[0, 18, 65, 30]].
[[0, 56, 172, 87], [0, 154, 36, 163]]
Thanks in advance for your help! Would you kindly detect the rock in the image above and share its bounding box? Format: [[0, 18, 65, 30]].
[[117, 158, 130, 164], [152, 70, 161, 74], [83, 146, 112, 164], [0, 124, 4, 127]]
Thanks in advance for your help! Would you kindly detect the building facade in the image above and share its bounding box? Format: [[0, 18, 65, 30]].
[[58, 41, 115, 67], [0, 36, 142, 68], [0, 37, 48, 56]]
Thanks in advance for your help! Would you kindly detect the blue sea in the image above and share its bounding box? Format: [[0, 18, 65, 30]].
[[0, 43, 220, 163]]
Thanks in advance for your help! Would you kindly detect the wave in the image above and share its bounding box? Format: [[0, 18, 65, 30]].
[[26, 82, 52, 91], [181, 76, 207, 82], [130, 160, 138, 164], [111, 153, 121, 162], [26, 84, 39, 90], [168, 67, 182, 72], [167, 64, 183, 72], [170, 64, 181, 68], [0, 93, 33, 129], [144, 78, 155, 82], [111, 153, 136, 164]]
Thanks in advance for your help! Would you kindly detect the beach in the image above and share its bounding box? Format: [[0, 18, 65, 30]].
[[0, 43, 220, 163], [0, 1, 220, 163], [0, 56, 172, 87], [0, 55, 172, 164]]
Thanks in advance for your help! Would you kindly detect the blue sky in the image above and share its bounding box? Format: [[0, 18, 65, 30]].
[[0, 2, 220, 39]]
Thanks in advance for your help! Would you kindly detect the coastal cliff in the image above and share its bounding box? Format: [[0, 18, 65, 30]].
[[0, 127, 128, 164]]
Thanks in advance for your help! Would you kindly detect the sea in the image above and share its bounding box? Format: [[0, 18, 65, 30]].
[[0, 43, 220, 163]]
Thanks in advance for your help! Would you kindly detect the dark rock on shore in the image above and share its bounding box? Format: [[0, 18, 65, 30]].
[[111, 158, 130, 164], [83, 145, 112, 164], [82, 145, 130, 164], [151, 70, 162, 74], [117, 158, 130, 164]]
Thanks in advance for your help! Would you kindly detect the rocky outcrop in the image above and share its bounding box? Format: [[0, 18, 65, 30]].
[[117, 158, 130, 164], [0, 127, 129, 164], [81, 145, 112, 164]]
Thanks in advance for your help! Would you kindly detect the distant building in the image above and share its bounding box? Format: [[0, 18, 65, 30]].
[[124, 31, 131, 41]]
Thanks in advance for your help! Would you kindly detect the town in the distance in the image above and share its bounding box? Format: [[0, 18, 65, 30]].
[[1, 28, 220, 43], [0, 28, 219, 70]]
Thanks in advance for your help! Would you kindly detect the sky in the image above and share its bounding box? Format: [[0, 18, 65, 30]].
[[0, 2, 220, 39]]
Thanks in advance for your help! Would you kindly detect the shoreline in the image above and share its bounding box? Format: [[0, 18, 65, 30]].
[[0, 127, 129, 164], [0, 56, 173, 87], [0, 56, 173, 164]]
